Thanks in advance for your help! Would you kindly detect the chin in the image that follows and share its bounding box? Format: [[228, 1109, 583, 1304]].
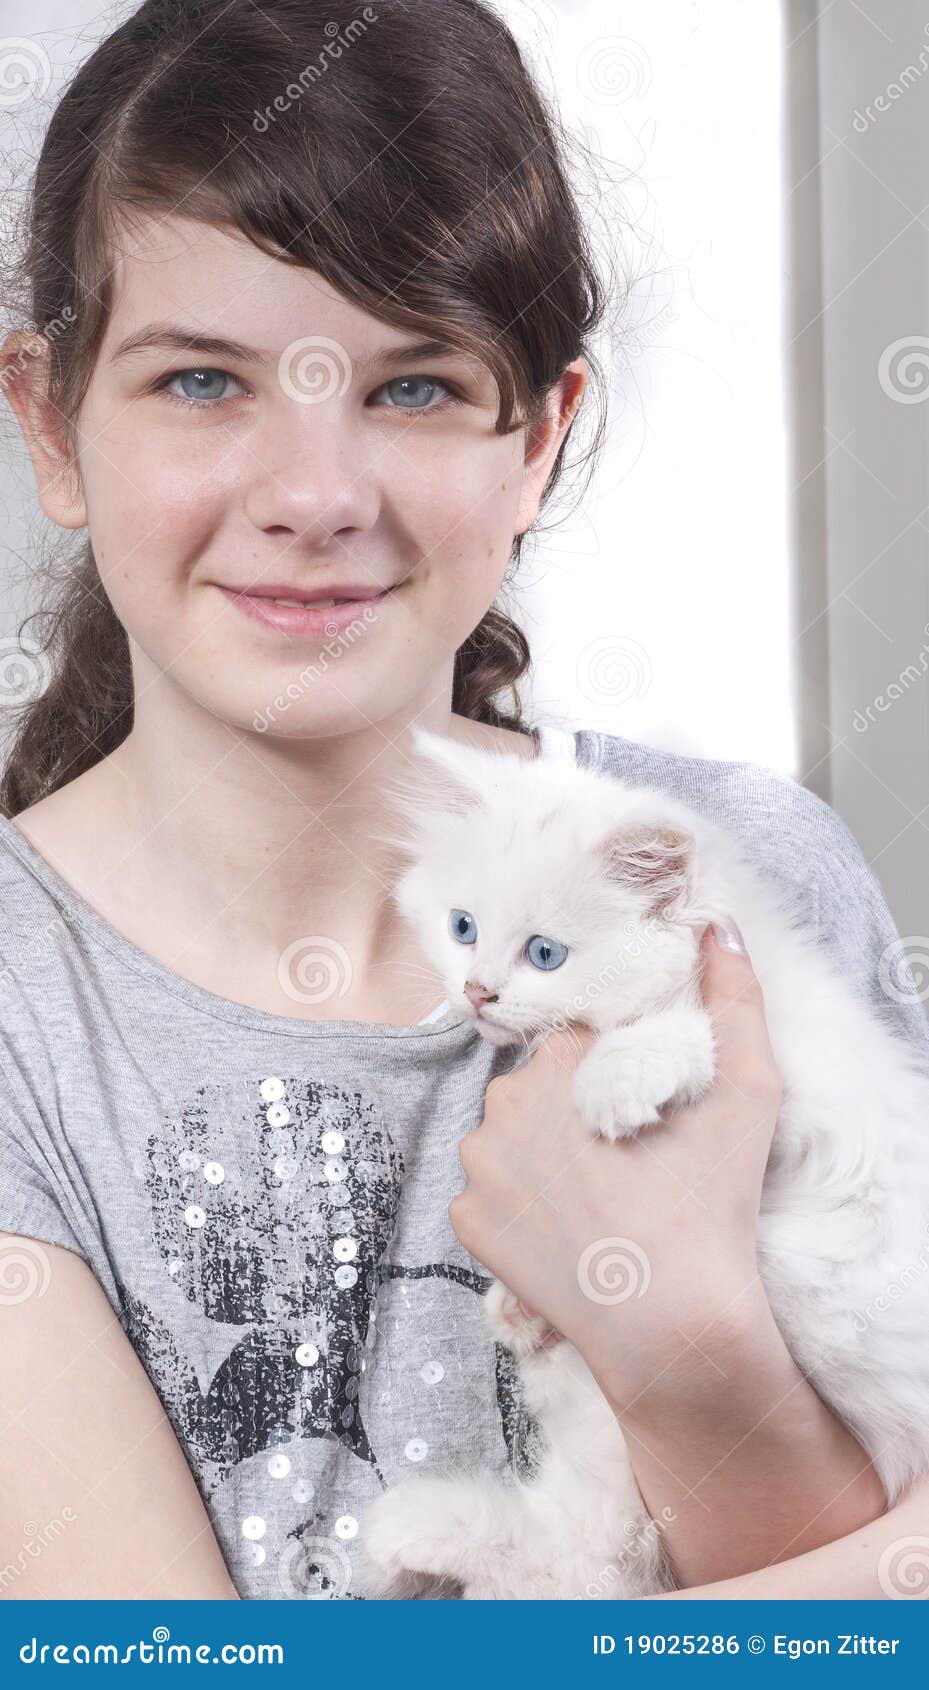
[[468, 1013, 526, 1048]]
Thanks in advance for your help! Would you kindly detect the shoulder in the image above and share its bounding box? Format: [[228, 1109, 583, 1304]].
[[579, 729, 929, 1060], [580, 729, 855, 868]]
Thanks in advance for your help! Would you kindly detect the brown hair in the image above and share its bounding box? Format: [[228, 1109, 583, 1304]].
[[1, 0, 608, 817]]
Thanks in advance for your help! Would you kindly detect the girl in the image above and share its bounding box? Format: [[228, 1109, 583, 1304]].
[[0, 0, 924, 1600]]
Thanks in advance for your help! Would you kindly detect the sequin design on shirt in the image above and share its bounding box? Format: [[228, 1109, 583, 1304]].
[[116, 1072, 541, 1596]]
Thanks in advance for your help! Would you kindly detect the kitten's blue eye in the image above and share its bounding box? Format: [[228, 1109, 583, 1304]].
[[525, 934, 568, 971], [449, 909, 477, 945]]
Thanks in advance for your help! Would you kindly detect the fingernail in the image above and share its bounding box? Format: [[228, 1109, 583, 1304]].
[[710, 917, 747, 954]]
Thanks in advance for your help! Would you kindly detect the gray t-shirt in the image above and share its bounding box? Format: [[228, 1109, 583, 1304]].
[[0, 725, 925, 1600]]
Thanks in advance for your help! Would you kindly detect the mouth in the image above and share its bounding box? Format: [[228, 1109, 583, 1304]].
[[468, 1005, 518, 1045], [214, 582, 397, 637]]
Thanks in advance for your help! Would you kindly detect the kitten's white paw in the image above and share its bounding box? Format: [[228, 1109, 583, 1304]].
[[362, 1482, 442, 1579], [360, 1475, 480, 1598], [572, 1054, 665, 1140], [483, 1278, 563, 1359]]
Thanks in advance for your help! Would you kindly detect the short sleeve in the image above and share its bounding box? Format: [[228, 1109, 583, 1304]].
[[0, 1043, 90, 1264], [733, 770, 929, 1069]]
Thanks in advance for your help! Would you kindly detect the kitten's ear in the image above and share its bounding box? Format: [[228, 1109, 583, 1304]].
[[598, 824, 694, 914], [407, 726, 494, 797], [370, 727, 490, 859]]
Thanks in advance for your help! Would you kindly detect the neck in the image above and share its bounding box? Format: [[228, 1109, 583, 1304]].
[[56, 654, 529, 1020]]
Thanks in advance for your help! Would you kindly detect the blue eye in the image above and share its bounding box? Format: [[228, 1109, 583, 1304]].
[[379, 375, 452, 412], [525, 934, 568, 971], [449, 909, 477, 945]]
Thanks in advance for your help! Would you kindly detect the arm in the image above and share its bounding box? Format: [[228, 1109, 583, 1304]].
[[646, 1463, 929, 1599], [581, 925, 887, 1586], [597, 1272, 887, 1587], [0, 1234, 239, 1598]]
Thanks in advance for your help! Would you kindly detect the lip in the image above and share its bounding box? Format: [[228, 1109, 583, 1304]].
[[469, 1007, 514, 1046], [216, 583, 395, 637]]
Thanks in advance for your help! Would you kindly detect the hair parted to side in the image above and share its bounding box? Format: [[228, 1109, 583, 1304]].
[[1, 0, 610, 817]]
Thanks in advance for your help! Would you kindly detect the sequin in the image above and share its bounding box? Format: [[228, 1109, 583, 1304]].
[[327, 1185, 349, 1206], [268, 1453, 291, 1478], [242, 1516, 266, 1540], [332, 1209, 353, 1229], [320, 1130, 345, 1155], [266, 1103, 291, 1128], [167, 1259, 182, 1277], [203, 1161, 225, 1184], [405, 1438, 428, 1462], [324, 1157, 347, 1183], [420, 1360, 445, 1385], [184, 1204, 206, 1229], [334, 1514, 358, 1540], [295, 1342, 319, 1367], [268, 1128, 293, 1153], [178, 1150, 200, 1172], [251, 1545, 266, 1567], [292, 1479, 314, 1504], [273, 1156, 295, 1182], [259, 1077, 285, 1103], [333, 1237, 357, 1263], [334, 1265, 358, 1290]]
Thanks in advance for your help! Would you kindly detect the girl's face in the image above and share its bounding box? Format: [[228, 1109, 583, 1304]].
[[17, 215, 583, 743]]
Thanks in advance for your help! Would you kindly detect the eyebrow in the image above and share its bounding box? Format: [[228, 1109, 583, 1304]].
[[108, 323, 476, 375]]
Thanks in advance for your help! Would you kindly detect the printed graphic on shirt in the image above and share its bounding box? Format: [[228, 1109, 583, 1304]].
[[116, 1074, 542, 1598]]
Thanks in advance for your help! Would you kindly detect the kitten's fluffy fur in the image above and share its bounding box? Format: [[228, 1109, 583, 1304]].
[[359, 728, 929, 1599]]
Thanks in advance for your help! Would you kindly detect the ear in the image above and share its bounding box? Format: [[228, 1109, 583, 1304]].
[[514, 358, 588, 537], [1, 332, 87, 529], [598, 824, 694, 915]]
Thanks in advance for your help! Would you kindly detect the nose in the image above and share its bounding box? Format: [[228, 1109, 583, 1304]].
[[242, 411, 380, 546], [464, 980, 498, 1009]]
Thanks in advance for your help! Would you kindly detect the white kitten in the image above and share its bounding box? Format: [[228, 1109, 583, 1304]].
[[360, 728, 929, 1599]]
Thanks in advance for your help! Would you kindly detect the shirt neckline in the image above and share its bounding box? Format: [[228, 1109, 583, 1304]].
[[0, 725, 583, 1042]]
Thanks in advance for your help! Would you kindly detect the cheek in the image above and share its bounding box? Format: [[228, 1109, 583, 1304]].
[[389, 434, 525, 612], [79, 433, 225, 621]]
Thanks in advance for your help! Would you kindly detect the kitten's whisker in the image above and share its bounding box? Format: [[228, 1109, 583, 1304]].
[[367, 961, 443, 984]]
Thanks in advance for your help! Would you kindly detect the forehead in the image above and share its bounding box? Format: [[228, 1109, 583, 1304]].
[[98, 212, 476, 372], [438, 798, 583, 899]]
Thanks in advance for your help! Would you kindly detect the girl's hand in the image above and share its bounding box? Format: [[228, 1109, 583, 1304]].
[[448, 918, 783, 1404]]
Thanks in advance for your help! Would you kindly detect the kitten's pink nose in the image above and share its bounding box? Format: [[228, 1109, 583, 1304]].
[[464, 980, 498, 1009]]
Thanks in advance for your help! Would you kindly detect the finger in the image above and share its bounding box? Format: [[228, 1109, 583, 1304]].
[[699, 919, 780, 1098]]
